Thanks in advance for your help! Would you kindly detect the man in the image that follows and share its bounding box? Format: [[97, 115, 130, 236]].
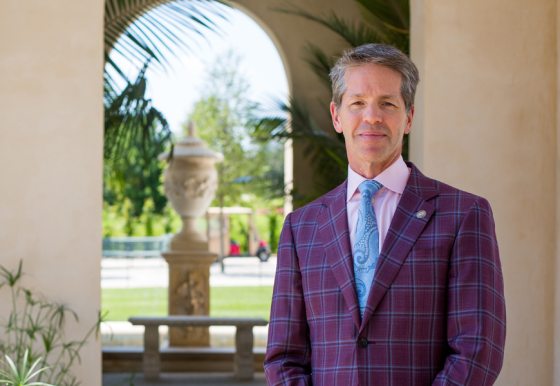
[[264, 43, 506, 385]]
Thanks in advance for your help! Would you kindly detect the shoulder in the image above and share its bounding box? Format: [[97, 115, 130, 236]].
[[407, 163, 493, 214], [287, 181, 346, 223]]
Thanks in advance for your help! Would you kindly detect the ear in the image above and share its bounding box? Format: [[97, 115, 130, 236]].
[[330, 101, 343, 133], [404, 105, 415, 134]]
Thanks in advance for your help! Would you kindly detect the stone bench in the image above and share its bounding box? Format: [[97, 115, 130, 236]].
[[128, 315, 268, 380]]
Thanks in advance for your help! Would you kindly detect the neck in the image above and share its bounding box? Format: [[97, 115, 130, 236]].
[[354, 154, 401, 179]]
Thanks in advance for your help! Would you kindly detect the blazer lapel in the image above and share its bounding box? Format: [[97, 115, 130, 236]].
[[317, 181, 362, 330], [361, 164, 439, 327]]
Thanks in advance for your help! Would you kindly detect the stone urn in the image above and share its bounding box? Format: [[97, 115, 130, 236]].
[[160, 128, 223, 251], [159, 125, 223, 346]]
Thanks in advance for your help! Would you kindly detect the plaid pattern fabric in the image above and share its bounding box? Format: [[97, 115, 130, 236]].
[[264, 163, 506, 386]]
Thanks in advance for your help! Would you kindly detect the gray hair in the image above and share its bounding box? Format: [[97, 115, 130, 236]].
[[329, 43, 420, 112]]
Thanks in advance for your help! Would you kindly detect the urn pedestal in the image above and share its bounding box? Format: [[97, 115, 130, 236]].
[[163, 251, 216, 346], [160, 131, 222, 347]]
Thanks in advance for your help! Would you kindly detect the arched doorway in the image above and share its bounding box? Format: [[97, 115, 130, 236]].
[[101, 0, 293, 378]]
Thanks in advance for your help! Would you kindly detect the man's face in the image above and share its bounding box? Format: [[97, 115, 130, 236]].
[[330, 63, 414, 178]]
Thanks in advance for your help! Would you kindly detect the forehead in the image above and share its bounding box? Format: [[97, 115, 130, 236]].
[[343, 63, 402, 98]]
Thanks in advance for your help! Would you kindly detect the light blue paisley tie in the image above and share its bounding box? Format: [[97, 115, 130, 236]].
[[353, 180, 383, 317]]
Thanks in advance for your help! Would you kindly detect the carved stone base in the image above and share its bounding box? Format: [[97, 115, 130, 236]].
[[162, 250, 217, 347]]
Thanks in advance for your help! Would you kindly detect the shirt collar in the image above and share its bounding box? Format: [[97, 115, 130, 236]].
[[346, 156, 410, 202]]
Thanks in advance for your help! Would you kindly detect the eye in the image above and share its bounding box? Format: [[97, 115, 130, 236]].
[[350, 100, 364, 106]]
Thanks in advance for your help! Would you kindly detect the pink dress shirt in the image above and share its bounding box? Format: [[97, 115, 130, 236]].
[[347, 156, 410, 252]]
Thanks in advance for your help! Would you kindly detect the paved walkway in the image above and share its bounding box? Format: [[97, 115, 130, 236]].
[[102, 256, 276, 288]]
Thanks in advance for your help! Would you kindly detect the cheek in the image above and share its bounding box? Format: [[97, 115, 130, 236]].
[[391, 117, 409, 136], [342, 112, 360, 126], [334, 112, 351, 133]]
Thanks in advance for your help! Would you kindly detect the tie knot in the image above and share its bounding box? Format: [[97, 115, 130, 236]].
[[359, 180, 383, 198]]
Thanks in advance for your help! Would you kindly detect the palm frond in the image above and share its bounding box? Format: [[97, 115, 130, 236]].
[[277, 2, 409, 88], [303, 43, 333, 89], [355, 0, 409, 34], [104, 61, 172, 217], [255, 98, 347, 199], [104, 62, 171, 162], [278, 7, 385, 47], [104, 0, 228, 74]]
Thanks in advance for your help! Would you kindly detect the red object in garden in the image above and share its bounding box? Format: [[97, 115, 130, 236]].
[[229, 240, 241, 256]]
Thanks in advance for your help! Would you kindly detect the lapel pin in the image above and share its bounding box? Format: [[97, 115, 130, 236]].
[[415, 210, 427, 219]]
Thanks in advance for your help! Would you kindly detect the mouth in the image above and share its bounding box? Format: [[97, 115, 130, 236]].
[[357, 131, 386, 139]]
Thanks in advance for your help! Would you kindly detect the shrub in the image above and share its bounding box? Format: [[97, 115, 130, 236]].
[[0, 261, 102, 386]]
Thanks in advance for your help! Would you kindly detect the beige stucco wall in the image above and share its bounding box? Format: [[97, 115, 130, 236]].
[[411, 1, 557, 385], [556, 0, 560, 383], [0, 1, 104, 385]]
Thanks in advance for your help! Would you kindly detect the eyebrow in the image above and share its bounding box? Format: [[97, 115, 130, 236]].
[[347, 93, 400, 99]]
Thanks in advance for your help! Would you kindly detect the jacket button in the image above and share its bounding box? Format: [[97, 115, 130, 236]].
[[358, 337, 368, 348]]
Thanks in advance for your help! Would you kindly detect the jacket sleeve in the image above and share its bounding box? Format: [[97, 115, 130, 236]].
[[264, 212, 312, 385], [433, 198, 506, 385]]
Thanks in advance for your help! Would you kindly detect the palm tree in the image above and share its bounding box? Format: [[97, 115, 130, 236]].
[[256, 0, 410, 203], [103, 0, 228, 220]]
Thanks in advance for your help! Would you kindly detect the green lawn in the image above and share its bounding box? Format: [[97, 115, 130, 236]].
[[102, 286, 273, 321]]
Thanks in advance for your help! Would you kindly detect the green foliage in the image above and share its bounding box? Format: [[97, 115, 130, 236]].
[[222, 209, 282, 254], [184, 51, 285, 208], [0, 262, 103, 386], [102, 201, 181, 237], [103, 0, 229, 235], [179, 51, 285, 246], [101, 286, 272, 321], [228, 215, 250, 252], [101, 201, 283, 253], [278, 0, 409, 89], [0, 350, 53, 386], [255, 98, 348, 203], [104, 64, 171, 220], [267, 213, 280, 252]]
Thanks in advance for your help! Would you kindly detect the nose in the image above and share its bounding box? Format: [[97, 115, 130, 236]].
[[362, 105, 383, 125]]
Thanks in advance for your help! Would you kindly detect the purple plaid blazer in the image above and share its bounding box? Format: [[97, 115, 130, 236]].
[[264, 164, 506, 385]]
